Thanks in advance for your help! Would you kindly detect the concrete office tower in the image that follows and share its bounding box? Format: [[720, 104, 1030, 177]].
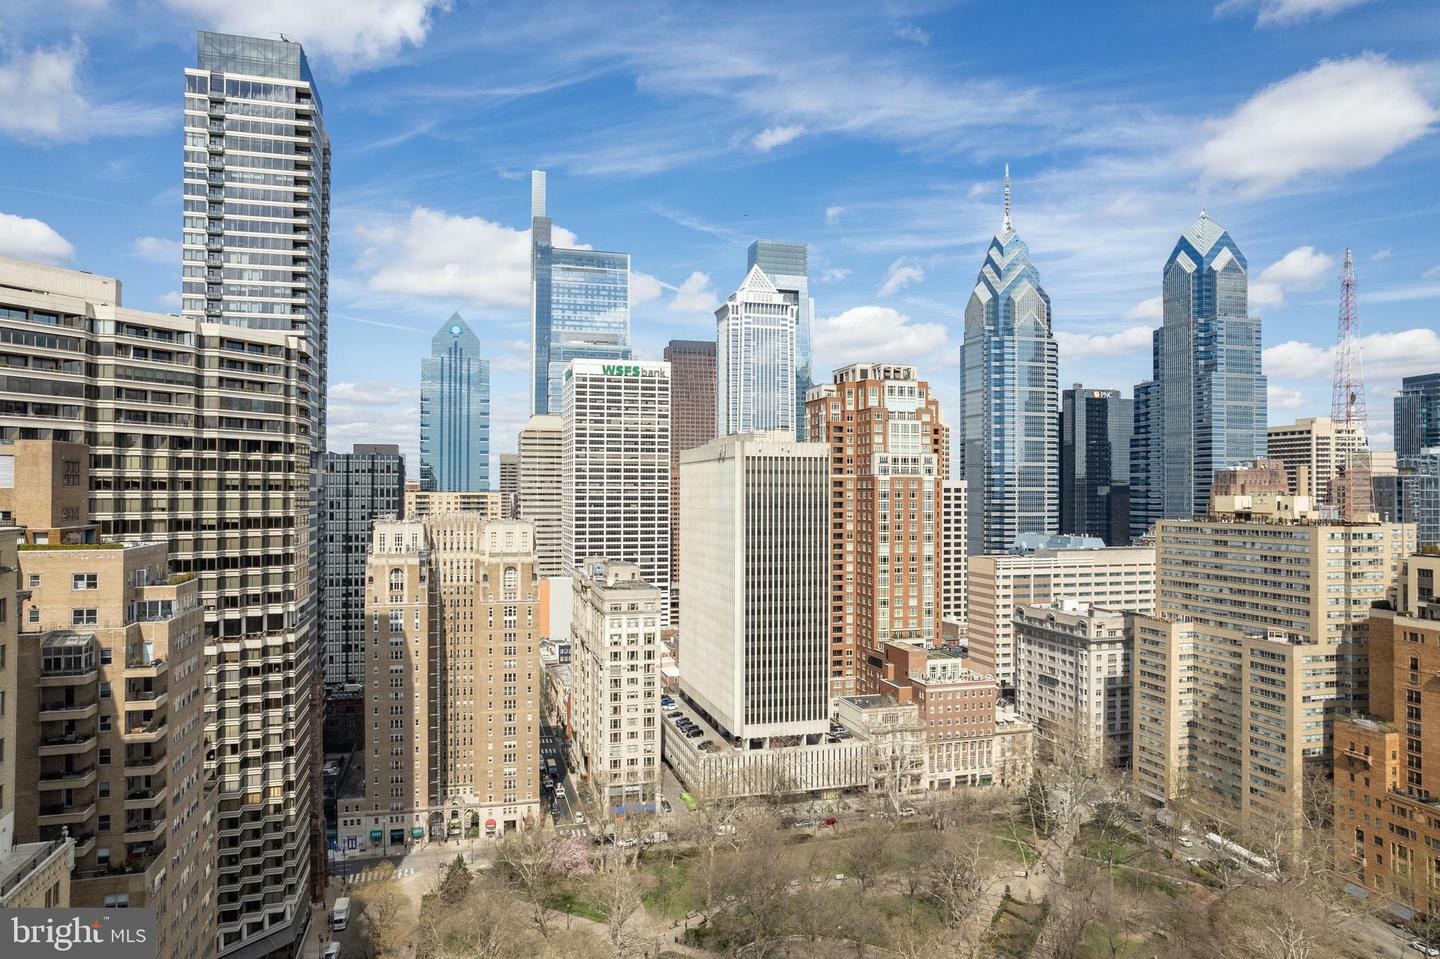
[[0, 257, 317, 953], [570, 560, 662, 808], [664, 340, 717, 622], [747, 241, 814, 438], [716, 266, 797, 437], [402, 481, 505, 520], [1014, 601, 1131, 768], [1129, 378, 1160, 541], [0, 520, 74, 910], [420, 315, 490, 491], [322, 445, 405, 685], [1394, 372, 1440, 457], [1266, 416, 1364, 504], [1334, 554, 1440, 913], [940, 480, 968, 638], [562, 360, 671, 615], [960, 167, 1059, 555], [1150, 212, 1267, 521], [1132, 496, 1414, 835], [679, 433, 829, 743], [807, 364, 947, 698], [530, 171, 632, 415], [967, 546, 1155, 686], [499, 453, 519, 518], [2, 442, 214, 956], [341, 516, 541, 851], [1061, 386, 1133, 546], [518, 415, 565, 578]]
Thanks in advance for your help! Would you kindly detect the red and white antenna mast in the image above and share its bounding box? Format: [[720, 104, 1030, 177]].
[[1329, 247, 1374, 522]]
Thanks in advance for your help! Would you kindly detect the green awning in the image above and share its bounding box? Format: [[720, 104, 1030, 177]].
[[369, 830, 383, 841], [411, 827, 424, 839]]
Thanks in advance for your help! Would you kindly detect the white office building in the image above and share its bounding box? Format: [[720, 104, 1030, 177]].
[[570, 560, 662, 809], [679, 433, 829, 744], [716, 266, 797, 437], [562, 359, 671, 614]]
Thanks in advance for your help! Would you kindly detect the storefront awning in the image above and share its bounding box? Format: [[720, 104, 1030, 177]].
[[411, 827, 424, 839], [369, 830, 383, 842]]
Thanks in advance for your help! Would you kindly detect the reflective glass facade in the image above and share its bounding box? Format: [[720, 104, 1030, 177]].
[[1394, 373, 1440, 458], [959, 198, 1059, 555], [716, 265, 796, 436], [747, 241, 813, 439], [420, 314, 491, 491], [1061, 386, 1133, 546]]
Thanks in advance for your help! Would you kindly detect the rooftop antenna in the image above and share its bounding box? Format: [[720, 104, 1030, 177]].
[[1328, 247, 1374, 522], [1002, 163, 1012, 231]]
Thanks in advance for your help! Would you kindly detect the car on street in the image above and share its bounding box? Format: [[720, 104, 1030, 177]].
[[555, 784, 567, 800], [323, 944, 341, 959], [573, 811, 586, 825], [660, 798, 672, 814], [898, 806, 916, 817], [793, 819, 816, 829], [1177, 837, 1194, 847], [1411, 941, 1440, 957]]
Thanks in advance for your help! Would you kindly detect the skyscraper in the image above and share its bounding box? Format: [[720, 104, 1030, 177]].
[[321, 444, 405, 685], [1265, 416, 1364, 503], [518, 415, 565, 578], [960, 167, 1059, 555], [499, 453, 519, 518], [420, 314, 490, 491], [562, 360, 672, 614], [529, 171, 631, 415], [664, 340, 717, 621], [716, 265, 797, 436], [1394, 372, 1440, 457], [807, 363, 947, 697], [1060, 386, 1133, 546], [747, 241, 814, 438], [1148, 212, 1266, 521]]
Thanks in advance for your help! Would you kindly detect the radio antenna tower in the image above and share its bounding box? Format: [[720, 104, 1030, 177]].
[[1329, 247, 1374, 522]]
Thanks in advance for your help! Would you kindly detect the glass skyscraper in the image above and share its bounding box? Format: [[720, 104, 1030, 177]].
[[1060, 385, 1133, 546], [420, 313, 491, 491], [1394, 372, 1440, 457], [529, 170, 631, 414], [959, 168, 1059, 555], [747, 241, 814, 439], [1148, 212, 1266, 520], [716, 264, 797, 436]]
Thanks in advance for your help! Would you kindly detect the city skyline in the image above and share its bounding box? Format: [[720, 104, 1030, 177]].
[[1, 1, 1437, 478]]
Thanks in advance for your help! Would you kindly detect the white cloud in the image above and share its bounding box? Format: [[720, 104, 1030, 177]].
[[0, 212, 74, 263], [1196, 54, 1437, 193], [162, 0, 449, 71], [132, 236, 180, 264], [824, 205, 845, 225], [1123, 296, 1163, 322], [894, 23, 930, 45], [819, 268, 852, 284], [360, 207, 584, 308], [630, 271, 664, 306], [490, 339, 532, 373], [1251, 245, 1336, 309], [1265, 328, 1440, 381], [878, 259, 924, 297], [1216, 0, 1371, 27], [1422, 264, 1440, 280], [328, 379, 420, 462], [1268, 385, 1306, 410], [813, 305, 948, 370], [751, 124, 806, 152], [668, 272, 716, 314], [1371, 249, 1391, 261], [0, 42, 168, 144], [1055, 325, 1154, 360]]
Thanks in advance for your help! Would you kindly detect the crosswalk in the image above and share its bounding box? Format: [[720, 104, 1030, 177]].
[[347, 865, 419, 886]]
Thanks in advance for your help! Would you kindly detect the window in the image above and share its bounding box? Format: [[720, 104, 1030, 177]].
[[96, 848, 110, 867], [72, 573, 98, 591], [99, 714, 111, 732], [97, 814, 110, 832], [27, 574, 40, 588], [72, 608, 97, 626], [98, 748, 110, 765], [98, 781, 110, 799], [102, 893, 127, 908], [27, 608, 38, 625]]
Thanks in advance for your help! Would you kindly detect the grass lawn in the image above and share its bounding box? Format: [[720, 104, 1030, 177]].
[[545, 890, 608, 923], [986, 894, 1046, 958], [995, 823, 1040, 867], [1077, 923, 1150, 958], [641, 858, 699, 920]]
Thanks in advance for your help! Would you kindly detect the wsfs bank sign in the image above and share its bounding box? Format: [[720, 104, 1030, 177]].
[[3, 910, 155, 959]]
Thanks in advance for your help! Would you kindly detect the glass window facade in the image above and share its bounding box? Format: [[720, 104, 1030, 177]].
[[420, 314, 491, 491]]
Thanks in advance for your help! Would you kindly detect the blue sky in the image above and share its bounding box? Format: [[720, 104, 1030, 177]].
[[2, 0, 1438, 479]]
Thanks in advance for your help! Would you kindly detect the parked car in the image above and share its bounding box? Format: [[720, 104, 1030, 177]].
[[685, 727, 703, 738], [555, 785, 567, 800], [323, 943, 341, 959], [793, 819, 816, 829], [1411, 941, 1440, 957], [660, 798, 673, 814], [573, 811, 586, 825], [1177, 837, 1194, 848]]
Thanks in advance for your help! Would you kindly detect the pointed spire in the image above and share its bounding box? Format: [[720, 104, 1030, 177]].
[[1002, 163, 1012, 231]]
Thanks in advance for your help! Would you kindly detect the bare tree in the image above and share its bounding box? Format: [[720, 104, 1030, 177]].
[[709, 826, 803, 959], [493, 829, 592, 937], [841, 820, 896, 895], [923, 828, 990, 930], [355, 864, 411, 959]]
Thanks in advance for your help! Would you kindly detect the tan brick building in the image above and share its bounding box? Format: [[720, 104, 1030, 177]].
[[402, 481, 506, 521]]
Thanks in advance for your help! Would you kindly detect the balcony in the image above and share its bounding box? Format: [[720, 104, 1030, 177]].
[[123, 819, 166, 843], [37, 767, 96, 790], [39, 668, 98, 688], [38, 732, 97, 756], [122, 721, 167, 744], [124, 754, 166, 776], [124, 657, 167, 678], [125, 689, 169, 711], [37, 801, 96, 828], [1342, 746, 1374, 765], [124, 785, 168, 811], [39, 700, 98, 721]]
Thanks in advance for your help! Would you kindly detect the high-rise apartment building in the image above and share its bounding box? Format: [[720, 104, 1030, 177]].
[[402, 482, 505, 521], [1266, 416, 1364, 504], [716, 266, 797, 437], [0, 256, 317, 954], [518, 415, 565, 578], [562, 360, 671, 614], [1132, 496, 1414, 835], [570, 560, 661, 808], [420, 315, 490, 492], [940, 480, 968, 637], [664, 340, 717, 621], [678, 433, 829, 743], [1014, 600, 1131, 768], [807, 363, 947, 697], [960, 168, 1059, 554], [498, 453, 519, 518], [1394, 372, 1440, 458], [1145, 212, 1266, 522], [322, 444, 405, 685], [1129, 378, 1160, 541], [2, 441, 215, 958], [1334, 553, 1440, 919], [747, 241, 813, 438], [966, 546, 1155, 687], [340, 516, 541, 851], [529, 171, 631, 415], [1060, 386, 1132, 546]]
